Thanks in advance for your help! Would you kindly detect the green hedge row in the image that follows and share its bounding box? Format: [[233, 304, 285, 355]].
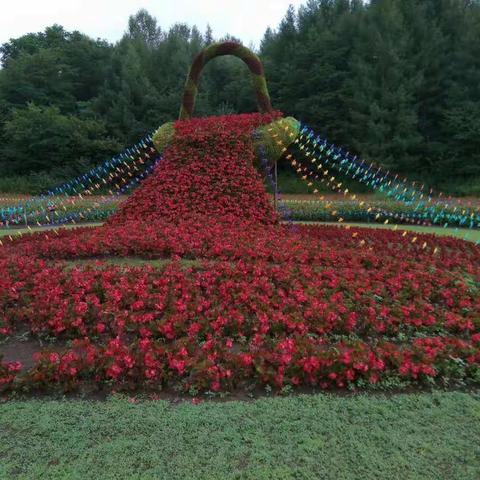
[[279, 199, 474, 227], [3, 198, 472, 228]]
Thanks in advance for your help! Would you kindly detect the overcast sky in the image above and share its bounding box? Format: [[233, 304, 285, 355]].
[[1, 0, 307, 48]]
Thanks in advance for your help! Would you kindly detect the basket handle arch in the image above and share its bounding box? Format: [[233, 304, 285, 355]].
[[179, 42, 273, 120]]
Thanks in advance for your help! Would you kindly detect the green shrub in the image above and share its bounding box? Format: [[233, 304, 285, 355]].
[[152, 122, 175, 153], [437, 177, 480, 197], [279, 198, 476, 227], [0, 173, 65, 195]]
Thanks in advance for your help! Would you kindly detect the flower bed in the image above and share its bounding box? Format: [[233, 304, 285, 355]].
[[0, 113, 479, 395], [108, 113, 280, 226]]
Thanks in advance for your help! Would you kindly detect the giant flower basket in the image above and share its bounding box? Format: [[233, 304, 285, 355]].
[[1, 43, 479, 396]]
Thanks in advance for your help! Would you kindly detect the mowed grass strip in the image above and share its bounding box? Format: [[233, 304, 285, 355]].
[[0, 392, 479, 480], [0, 223, 101, 238]]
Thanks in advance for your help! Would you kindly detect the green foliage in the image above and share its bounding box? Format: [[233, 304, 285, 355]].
[[1, 4, 480, 193], [281, 198, 434, 223], [126, 9, 163, 47], [255, 117, 300, 164], [152, 122, 175, 153], [261, 0, 480, 188], [438, 177, 480, 198], [0, 25, 111, 111], [266, 169, 372, 195], [0, 104, 120, 176], [266, 169, 310, 194], [0, 393, 479, 479], [94, 37, 165, 145], [342, 0, 423, 172], [0, 173, 70, 195]]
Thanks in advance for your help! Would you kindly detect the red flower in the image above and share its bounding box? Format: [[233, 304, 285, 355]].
[[0, 112, 478, 394]]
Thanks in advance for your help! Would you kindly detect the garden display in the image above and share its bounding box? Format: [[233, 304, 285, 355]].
[[1, 42, 479, 396]]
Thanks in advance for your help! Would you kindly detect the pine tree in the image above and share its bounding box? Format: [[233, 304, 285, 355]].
[[292, 0, 364, 143], [205, 25, 214, 45], [127, 9, 163, 47], [343, 0, 422, 174], [95, 39, 161, 143], [437, 0, 480, 181]]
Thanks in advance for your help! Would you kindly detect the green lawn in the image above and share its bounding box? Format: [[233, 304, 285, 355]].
[[0, 392, 479, 479], [0, 223, 101, 238]]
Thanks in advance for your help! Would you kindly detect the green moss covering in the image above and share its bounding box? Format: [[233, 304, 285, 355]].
[[255, 117, 300, 164], [251, 74, 270, 99], [152, 122, 175, 154], [180, 42, 273, 119]]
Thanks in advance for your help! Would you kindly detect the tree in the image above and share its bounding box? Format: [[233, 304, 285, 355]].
[[343, 0, 422, 173], [435, 0, 480, 180], [127, 9, 163, 47], [205, 24, 214, 45], [94, 39, 162, 144], [260, 6, 298, 121], [0, 25, 68, 67], [0, 48, 77, 112], [1, 4, 480, 191], [291, 0, 364, 143], [0, 104, 119, 176], [0, 26, 111, 112]]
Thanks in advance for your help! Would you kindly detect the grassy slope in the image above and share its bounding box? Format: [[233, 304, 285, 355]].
[[0, 392, 479, 479]]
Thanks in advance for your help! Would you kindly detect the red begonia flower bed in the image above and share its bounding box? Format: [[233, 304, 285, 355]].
[[108, 113, 281, 226], [1, 113, 479, 394]]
